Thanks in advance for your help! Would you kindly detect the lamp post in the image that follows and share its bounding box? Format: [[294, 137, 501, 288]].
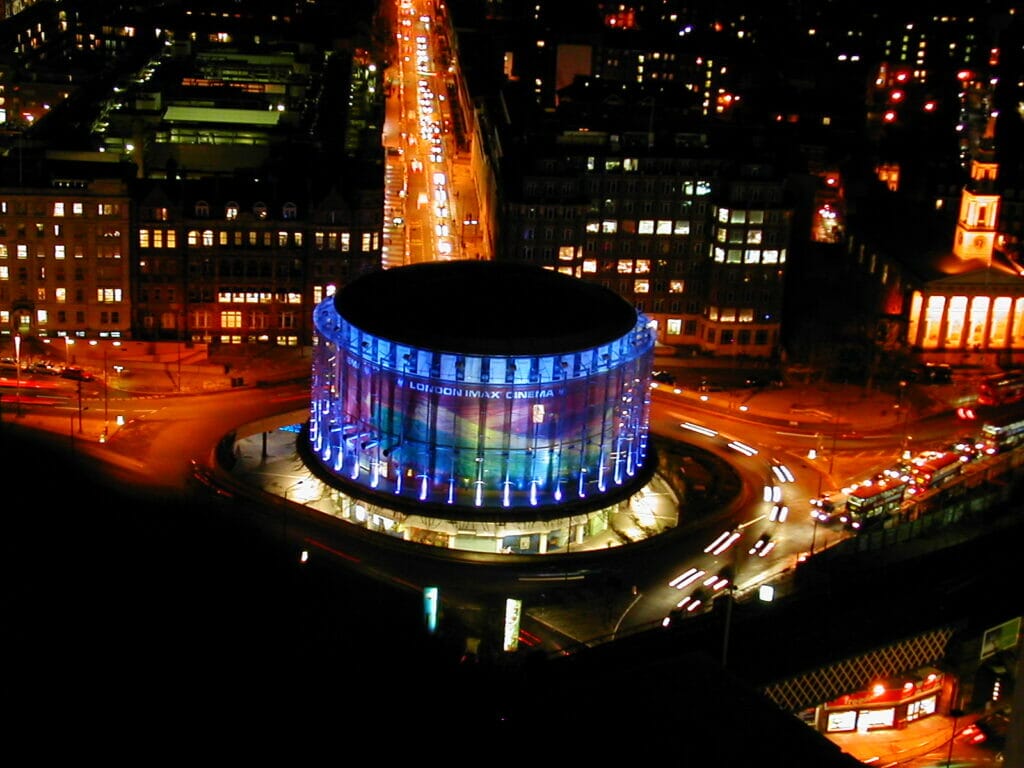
[[14, 333, 21, 418], [65, 337, 75, 366], [947, 707, 964, 767]]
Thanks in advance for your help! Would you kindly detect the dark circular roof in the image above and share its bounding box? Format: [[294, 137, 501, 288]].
[[335, 261, 639, 356]]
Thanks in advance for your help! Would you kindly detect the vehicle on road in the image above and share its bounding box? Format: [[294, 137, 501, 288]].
[[845, 478, 908, 530], [61, 365, 95, 382]]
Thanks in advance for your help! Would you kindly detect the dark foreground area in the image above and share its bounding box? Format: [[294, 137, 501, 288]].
[[6, 423, 1018, 764]]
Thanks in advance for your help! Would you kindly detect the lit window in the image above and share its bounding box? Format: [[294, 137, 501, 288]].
[[53, 202, 65, 217], [202, 230, 214, 247], [744, 250, 760, 264], [582, 259, 597, 273], [656, 220, 672, 235], [225, 202, 239, 220], [56, 287, 66, 303], [747, 230, 763, 244], [139, 229, 150, 248], [634, 279, 650, 293], [730, 210, 746, 224], [585, 221, 600, 233], [617, 260, 634, 274], [669, 280, 684, 293], [602, 220, 618, 234], [762, 250, 779, 264], [17, 245, 27, 259], [72, 202, 84, 215], [638, 220, 655, 234], [222, 310, 242, 328], [635, 259, 651, 273], [558, 246, 575, 261], [727, 249, 742, 264], [718, 208, 729, 223], [674, 220, 690, 235], [54, 245, 65, 259]]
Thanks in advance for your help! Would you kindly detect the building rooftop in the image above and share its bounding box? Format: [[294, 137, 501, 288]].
[[334, 261, 641, 356]]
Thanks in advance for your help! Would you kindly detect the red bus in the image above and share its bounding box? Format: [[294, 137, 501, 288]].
[[844, 479, 908, 530], [907, 451, 963, 495], [0, 376, 70, 406], [977, 370, 1024, 406]]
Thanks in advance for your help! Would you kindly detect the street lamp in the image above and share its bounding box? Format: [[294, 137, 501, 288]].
[[14, 333, 21, 418], [947, 707, 964, 767]]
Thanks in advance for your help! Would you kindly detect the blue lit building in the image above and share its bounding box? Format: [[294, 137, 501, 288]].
[[306, 261, 672, 553]]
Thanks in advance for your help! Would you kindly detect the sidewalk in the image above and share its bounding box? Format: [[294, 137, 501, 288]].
[[826, 711, 980, 766]]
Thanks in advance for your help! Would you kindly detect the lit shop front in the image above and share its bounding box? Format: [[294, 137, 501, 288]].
[[815, 667, 947, 734]]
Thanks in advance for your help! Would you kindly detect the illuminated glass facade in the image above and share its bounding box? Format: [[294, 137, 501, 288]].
[[308, 262, 656, 515]]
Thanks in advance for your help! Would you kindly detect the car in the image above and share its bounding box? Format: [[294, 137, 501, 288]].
[[957, 706, 1011, 751], [652, 370, 676, 385], [30, 361, 61, 375], [61, 365, 95, 382], [0, 357, 16, 372], [748, 533, 777, 557]]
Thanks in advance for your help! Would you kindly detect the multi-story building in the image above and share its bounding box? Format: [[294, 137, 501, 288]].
[[133, 176, 381, 347], [0, 0, 385, 349], [0, 156, 133, 345]]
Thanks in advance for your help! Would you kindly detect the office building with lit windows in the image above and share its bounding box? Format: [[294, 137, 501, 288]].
[[306, 260, 674, 554]]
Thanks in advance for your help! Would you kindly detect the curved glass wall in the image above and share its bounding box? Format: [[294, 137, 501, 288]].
[[309, 297, 655, 513]]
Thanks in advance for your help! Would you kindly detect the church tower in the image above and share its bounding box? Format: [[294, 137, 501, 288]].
[[953, 117, 1000, 263]]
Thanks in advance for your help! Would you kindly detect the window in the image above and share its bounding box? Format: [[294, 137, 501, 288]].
[[253, 202, 268, 220], [221, 310, 243, 328], [617, 260, 634, 274], [56, 287, 66, 303], [634, 280, 650, 294], [139, 229, 150, 248], [72, 202, 84, 215], [225, 202, 239, 220], [97, 288, 123, 303], [17, 244, 27, 259], [638, 220, 655, 234], [53, 202, 65, 217], [202, 230, 214, 247], [195, 201, 209, 217], [656, 220, 672, 235], [601, 220, 618, 234], [669, 280, 684, 293], [283, 202, 297, 219]]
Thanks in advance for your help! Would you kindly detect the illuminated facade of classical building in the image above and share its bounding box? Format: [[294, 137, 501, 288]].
[[907, 151, 1024, 355], [306, 260, 671, 554]]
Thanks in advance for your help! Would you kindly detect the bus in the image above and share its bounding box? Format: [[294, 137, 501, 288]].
[[0, 376, 71, 407], [845, 479, 908, 530], [979, 408, 1024, 454], [977, 369, 1024, 406], [907, 451, 964, 495]]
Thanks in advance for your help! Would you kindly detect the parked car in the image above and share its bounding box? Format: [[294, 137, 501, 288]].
[[61, 365, 95, 382], [652, 370, 676, 385], [0, 356, 16, 372]]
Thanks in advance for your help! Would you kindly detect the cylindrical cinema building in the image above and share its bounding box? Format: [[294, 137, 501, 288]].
[[308, 261, 662, 552]]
